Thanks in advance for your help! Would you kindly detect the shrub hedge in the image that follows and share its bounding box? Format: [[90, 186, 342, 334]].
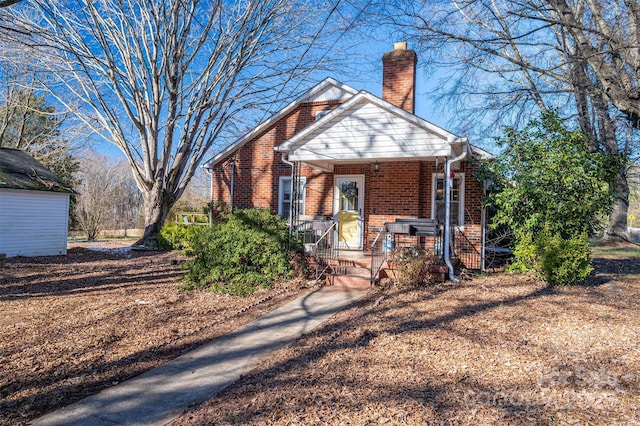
[[162, 208, 304, 296]]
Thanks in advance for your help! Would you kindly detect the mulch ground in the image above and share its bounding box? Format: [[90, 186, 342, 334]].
[[0, 241, 309, 425], [169, 246, 640, 425], [1, 241, 639, 425]]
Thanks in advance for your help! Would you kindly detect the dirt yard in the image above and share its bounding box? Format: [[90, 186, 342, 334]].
[[1, 241, 639, 425]]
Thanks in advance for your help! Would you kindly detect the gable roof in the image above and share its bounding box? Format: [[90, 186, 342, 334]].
[[202, 78, 358, 168], [0, 147, 72, 193], [275, 90, 472, 171]]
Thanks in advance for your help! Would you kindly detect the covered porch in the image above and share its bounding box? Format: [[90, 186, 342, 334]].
[[274, 91, 486, 285], [290, 159, 481, 287]]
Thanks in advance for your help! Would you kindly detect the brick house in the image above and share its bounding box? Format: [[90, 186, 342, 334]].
[[204, 43, 493, 283]]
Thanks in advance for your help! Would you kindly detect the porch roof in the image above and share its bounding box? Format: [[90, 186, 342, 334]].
[[275, 91, 470, 172]]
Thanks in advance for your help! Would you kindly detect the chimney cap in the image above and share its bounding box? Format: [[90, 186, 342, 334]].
[[393, 42, 407, 50]]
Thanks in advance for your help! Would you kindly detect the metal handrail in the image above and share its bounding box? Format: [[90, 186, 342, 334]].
[[370, 227, 388, 287], [312, 222, 338, 282]]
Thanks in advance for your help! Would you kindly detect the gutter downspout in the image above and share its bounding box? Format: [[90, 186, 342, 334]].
[[444, 141, 468, 283], [229, 158, 236, 211], [480, 179, 489, 272]]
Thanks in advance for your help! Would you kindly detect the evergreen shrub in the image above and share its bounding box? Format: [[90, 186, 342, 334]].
[[508, 230, 593, 285], [158, 223, 200, 249], [535, 231, 593, 286], [480, 112, 616, 286], [181, 208, 303, 296]]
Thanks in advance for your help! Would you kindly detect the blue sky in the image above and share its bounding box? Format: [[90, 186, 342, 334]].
[[322, 40, 452, 129], [92, 39, 453, 159]]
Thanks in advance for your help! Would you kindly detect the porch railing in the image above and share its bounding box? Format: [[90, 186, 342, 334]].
[[292, 218, 332, 245], [370, 227, 389, 287], [310, 222, 338, 282], [453, 227, 481, 270]]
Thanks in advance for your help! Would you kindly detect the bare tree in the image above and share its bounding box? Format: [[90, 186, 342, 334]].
[[545, 0, 640, 127], [0, 87, 80, 179], [0, 35, 89, 187], [545, 0, 639, 239], [75, 150, 143, 240], [629, 164, 640, 231], [377, 0, 639, 240], [107, 160, 144, 236], [171, 167, 211, 214], [4, 0, 349, 247]]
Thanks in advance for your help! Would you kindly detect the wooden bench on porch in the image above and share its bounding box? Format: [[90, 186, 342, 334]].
[[385, 218, 440, 237], [383, 218, 442, 255]]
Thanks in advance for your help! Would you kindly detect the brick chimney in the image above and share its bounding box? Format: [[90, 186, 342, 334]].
[[382, 42, 417, 114]]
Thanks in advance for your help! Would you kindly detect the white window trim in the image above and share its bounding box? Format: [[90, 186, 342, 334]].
[[431, 172, 465, 227], [278, 176, 306, 218]]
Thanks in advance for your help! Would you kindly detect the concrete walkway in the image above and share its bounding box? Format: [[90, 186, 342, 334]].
[[30, 287, 368, 426]]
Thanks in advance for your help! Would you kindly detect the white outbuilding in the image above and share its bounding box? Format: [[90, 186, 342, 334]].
[[0, 147, 72, 257]]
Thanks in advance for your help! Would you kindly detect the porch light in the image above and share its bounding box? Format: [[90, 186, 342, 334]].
[[373, 161, 380, 174]]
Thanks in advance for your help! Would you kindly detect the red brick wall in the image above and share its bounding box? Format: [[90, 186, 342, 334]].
[[210, 102, 485, 264], [457, 160, 483, 269], [211, 100, 341, 211], [382, 48, 417, 114], [301, 164, 333, 216], [458, 224, 483, 269], [352, 160, 484, 259], [459, 161, 483, 227], [365, 161, 421, 247]]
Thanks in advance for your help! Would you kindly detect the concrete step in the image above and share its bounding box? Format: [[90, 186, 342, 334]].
[[329, 265, 371, 289], [334, 256, 372, 269], [329, 273, 371, 289], [332, 265, 369, 275]]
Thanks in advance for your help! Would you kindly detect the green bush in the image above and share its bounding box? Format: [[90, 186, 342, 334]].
[[509, 229, 593, 286], [508, 232, 538, 273], [535, 232, 593, 286], [182, 208, 304, 296], [158, 223, 200, 249], [481, 112, 616, 241], [480, 113, 612, 285]]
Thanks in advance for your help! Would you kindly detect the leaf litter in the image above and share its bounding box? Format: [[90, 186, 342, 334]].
[[170, 249, 640, 425], [0, 241, 308, 425], [1, 240, 639, 425]]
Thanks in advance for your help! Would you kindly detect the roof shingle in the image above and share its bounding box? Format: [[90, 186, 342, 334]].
[[0, 147, 72, 192]]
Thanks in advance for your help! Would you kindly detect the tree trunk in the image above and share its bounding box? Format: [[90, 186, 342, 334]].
[[604, 168, 630, 241], [135, 188, 176, 249]]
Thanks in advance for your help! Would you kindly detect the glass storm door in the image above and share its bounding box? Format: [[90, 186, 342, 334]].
[[334, 175, 364, 249]]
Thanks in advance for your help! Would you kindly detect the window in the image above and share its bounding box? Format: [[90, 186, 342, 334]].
[[432, 173, 465, 226], [278, 176, 306, 220]]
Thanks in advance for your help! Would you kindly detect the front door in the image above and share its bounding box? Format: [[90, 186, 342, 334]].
[[334, 175, 364, 249]]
